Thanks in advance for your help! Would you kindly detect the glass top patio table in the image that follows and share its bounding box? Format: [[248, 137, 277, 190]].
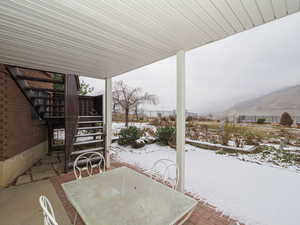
[[62, 166, 197, 225]]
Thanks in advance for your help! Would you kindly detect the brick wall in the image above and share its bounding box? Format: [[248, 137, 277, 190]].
[[0, 65, 48, 160]]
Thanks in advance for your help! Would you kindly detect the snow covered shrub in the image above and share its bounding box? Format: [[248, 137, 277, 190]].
[[168, 115, 176, 121], [141, 127, 156, 137], [118, 126, 142, 145], [280, 112, 293, 127], [257, 118, 266, 124], [186, 116, 193, 121], [244, 132, 257, 145], [156, 126, 176, 146], [279, 128, 293, 144], [132, 139, 146, 148], [220, 132, 230, 145], [140, 127, 156, 144], [149, 118, 160, 126]]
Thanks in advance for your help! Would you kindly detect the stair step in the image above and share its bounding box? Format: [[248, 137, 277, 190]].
[[77, 126, 103, 130], [68, 155, 105, 168], [78, 121, 103, 124], [75, 132, 103, 137], [44, 115, 64, 119], [73, 139, 103, 146], [44, 110, 64, 113], [30, 96, 64, 100], [16, 75, 64, 84], [35, 104, 64, 107], [25, 87, 64, 93], [79, 116, 103, 121], [79, 116, 103, 118], [70, 147, 104, 156]]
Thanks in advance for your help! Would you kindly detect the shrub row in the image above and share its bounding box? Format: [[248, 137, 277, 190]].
[[118, 126, 176, 148]]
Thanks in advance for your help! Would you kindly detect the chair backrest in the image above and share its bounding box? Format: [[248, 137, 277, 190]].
[[39, 195, 59, 225], [73, 152, 106, 179], [162, 163, 179, 190], [145, 159, 179, 190]]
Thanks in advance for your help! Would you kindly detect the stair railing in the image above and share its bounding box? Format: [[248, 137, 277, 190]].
[[64, 74, 79, 172], [5, 66, 42, 119]]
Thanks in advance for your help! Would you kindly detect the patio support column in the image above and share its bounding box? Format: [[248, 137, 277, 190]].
[[105, 78, 112, 169], [176, 50, 186, 192]]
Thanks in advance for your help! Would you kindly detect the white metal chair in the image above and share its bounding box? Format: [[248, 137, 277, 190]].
[[73, 152, 106, 180], [39, 195, 59, 225], [72, 152, 106, 225], [145, 159, 179, 190]]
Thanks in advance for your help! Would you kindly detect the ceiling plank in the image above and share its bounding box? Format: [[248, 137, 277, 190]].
[[286, 0, 300, 14], [211, 0, 244, 32], [197, 0, 236, 35], [241, 0, 264, 26], [272, 0, 288, 18], [256, 0, 275, 22], [226, 0, 254, 29], [0, 0, 298, 79]]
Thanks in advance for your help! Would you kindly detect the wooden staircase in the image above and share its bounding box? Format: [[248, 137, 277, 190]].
[[6, 66, 65, 119], [6, 66, 105, 173], [67, 116, 105, 168]]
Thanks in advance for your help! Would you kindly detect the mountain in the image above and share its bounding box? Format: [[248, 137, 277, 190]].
[[225, 84, 300, 116]]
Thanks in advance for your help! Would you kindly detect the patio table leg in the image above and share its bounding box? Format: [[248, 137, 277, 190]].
[[175, 206, 196, 225], [73, 211, 78, 225]]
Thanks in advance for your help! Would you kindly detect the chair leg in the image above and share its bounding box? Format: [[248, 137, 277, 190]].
[[176, 207, 195, 225], [73, 211, 78, 225]]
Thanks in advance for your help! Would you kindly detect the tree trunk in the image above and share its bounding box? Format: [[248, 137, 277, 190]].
[[135, 105, 138, 120], [125, 108, 129, 127]]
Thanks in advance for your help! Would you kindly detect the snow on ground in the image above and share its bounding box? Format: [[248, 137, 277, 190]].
[[187, 139, 256, 152], [113, 143, 300, 225], [234, 151, 300, 172], [263, 143, 300, 152]]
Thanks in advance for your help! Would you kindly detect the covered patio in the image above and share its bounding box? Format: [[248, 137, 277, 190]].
[[0, 151, 241, 225], [1, 1, 299, 225]]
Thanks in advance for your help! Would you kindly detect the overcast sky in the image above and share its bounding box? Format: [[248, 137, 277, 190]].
[[81, 12, 300, 114]]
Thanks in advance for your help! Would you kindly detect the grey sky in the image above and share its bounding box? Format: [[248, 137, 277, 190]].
[[81, 12, 300, 114]]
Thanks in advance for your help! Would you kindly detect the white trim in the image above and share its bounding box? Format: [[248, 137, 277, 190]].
[[105, 78, 112, 169], [176, 50, 186, 192]]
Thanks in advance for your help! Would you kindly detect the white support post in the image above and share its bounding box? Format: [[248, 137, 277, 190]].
[[105, 78, 112, 169], [176, 50, 186, 192]]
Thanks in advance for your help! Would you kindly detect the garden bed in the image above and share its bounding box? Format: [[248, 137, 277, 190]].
[[186, 139, 257, 153]]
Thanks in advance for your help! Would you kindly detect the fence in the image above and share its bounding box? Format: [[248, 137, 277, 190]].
[[237, 115, 300, 123], [139, 110, 201, 118]]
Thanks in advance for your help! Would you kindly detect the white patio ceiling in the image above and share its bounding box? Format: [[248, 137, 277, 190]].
[[0, 0, 299, 79]]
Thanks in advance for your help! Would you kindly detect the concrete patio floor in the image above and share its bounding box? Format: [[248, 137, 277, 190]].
[[0, 179, 70, 225], [12, 151, 65, 186], [0, 152, 242, 225]]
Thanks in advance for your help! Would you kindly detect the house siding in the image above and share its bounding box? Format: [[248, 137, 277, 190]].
[[0, 64, 48, 160]]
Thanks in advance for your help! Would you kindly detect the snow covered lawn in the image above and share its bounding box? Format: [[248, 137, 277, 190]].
[[113, 143, 300, 225]]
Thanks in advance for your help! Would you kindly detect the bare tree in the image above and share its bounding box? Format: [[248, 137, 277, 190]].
[[112, 80, 158, 127]]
